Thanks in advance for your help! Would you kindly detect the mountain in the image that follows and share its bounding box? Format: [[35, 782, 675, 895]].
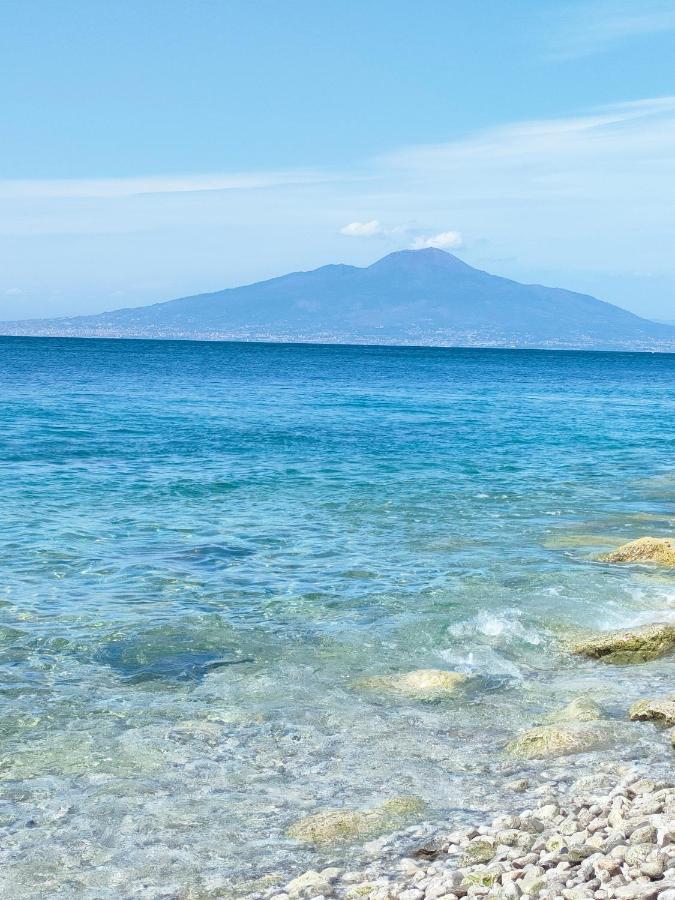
[[3, 248, 674, 350]]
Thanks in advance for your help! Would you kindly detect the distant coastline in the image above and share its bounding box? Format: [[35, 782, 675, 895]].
[[1, 329, 674, 354], [3, 249, 674, 352]]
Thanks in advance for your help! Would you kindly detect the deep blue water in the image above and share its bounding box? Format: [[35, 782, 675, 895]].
[[0, 337, 673, 897]]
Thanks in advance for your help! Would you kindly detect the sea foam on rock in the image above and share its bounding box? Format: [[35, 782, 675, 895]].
[[569, 623, 675, 664], [598, 536, 675, 566]]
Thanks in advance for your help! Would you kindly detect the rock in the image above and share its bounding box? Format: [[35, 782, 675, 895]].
[[507, 778, 530, 793], [548, 696, 603, 723], [506, 724, 612, 760], [287, 796, 425, 845], [461, 867, 499, 888], [614, 880, 661, 899], [355, 669, 467, 700], [285, 870, 333, 898], [629, 696, 675, 727], [598, 536, 675, 567], [629, 825, 657, 845], [459, 839, 495, 866], [569, 623, 675, 664]]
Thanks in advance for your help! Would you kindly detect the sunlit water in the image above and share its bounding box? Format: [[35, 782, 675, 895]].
[[0, 337, 673, 898]]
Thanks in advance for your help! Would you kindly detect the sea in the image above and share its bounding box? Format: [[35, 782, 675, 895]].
[[0, 337, 673, 898]]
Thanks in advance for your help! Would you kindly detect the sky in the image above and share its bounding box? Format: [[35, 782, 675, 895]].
[[1, 0, 675, 321]]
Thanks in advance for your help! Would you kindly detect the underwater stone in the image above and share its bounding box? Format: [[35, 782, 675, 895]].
[[506, 723, 612, 760], [285, 869, 333, 898], [629, 696, 675, 727], [547, 695, 603, 723], [356, 668, 467, 700], [598, 536, 675, 566], [287, 796, 425, 845], [569, 622, 675, 664]]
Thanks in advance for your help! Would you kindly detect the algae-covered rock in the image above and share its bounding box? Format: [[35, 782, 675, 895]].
[[287, 795, 425, 845], [598, 536, 675, 567], [459, 839, 495, 866], [547, 695, 602, 723], [629, 695, 675, 727], [462, 867, 499, 888], [569, 622, 675, 664], [356, 668, 467, 700], [506, 723, 611, 760]]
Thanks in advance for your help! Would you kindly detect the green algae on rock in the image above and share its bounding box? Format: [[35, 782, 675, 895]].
[[598, 536, 675, 566], [287, 796, 425, 845], [569, 622, 675, 664], [629, 695, 675, 727], [460, 839, 496, 866], [506, 723, 612, 760], [355, 668, 467, 700]]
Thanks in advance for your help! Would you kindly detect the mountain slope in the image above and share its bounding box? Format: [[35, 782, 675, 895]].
[[3, 248, 674, 350]]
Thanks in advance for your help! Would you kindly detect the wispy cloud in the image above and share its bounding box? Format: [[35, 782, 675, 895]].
[[0, 169, 335, 200], [340, 219, 384, 237], [546, 0, 675, 60]]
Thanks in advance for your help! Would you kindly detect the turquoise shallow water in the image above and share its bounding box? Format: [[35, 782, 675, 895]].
[[0, 337, 674, 897]]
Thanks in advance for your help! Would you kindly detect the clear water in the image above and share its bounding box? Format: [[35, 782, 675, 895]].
[[0, 337, 673, 898]]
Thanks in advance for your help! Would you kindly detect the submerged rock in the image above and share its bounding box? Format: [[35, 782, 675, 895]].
[[284, 869, 333, 898], [629, 695, 675, 727], [569, 622, 675, 664], [506, 723, 612, 759], [547, 695, 603, 723], [598, 536, 675, 566], [287, 796, 425, 845], [356, 668, 467, 700]]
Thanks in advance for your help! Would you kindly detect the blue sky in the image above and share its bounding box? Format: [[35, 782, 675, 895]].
[[1, 0, 675, 319]]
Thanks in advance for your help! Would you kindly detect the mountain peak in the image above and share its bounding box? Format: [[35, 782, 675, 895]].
[[368, 247, 473, 273]]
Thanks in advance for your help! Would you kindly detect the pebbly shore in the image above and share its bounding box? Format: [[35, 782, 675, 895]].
[[258, 768, 675, 900]]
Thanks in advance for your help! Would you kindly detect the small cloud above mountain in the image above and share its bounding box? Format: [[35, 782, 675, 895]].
[[340, 220, 383, 237], [340, 221, 464, 252], [411, 230, 463, 250]]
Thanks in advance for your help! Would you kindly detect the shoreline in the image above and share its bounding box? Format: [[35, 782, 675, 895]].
[[253, 762, 675, 900]]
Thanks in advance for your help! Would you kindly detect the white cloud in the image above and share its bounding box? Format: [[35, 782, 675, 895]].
[[339, 219, 383, 237], [545, 0, 675, 59], [411, 230, 463, 250]]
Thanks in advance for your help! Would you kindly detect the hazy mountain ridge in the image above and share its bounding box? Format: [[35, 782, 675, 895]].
[[3, 249, 674, 350]]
